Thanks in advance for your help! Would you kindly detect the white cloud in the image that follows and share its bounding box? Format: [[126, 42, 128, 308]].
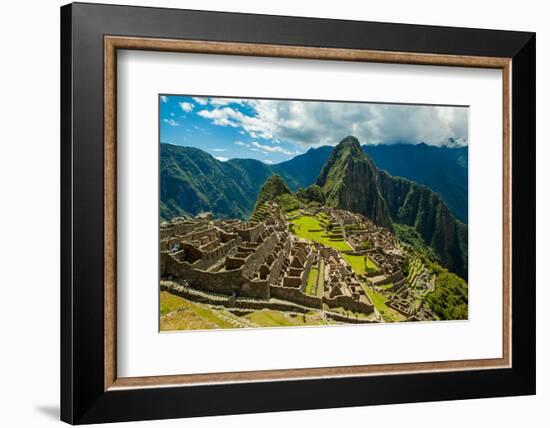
[[214, 156, 228, 162], [210, 98, 245, 107], [234, 141, 250, 147], [211, 148, 226, 152], [263, 159, 274, 164], [160, 95, 168, 103], [250, 141, 299, 156], [162, 118, 179, 127], [199, 98, 468, 147], [192, 97, 208, 105], [179, 102, 194, 113]]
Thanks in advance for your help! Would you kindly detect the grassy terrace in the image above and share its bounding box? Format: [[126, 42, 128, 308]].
[[316, 258, 325, 297], [361, 286, 406, 322], [243, 310, 331, 327], [342, 254, 378, 275], [160, 291, 238, 330], [161, 291, 337, 331], [290, 215, 352, 251], [289, 213, 409, 323], [305, 267, 319, 295], [290, 214, 378, 275]]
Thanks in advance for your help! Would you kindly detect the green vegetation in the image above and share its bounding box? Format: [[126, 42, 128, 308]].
[[305, 267, 319, 295], [401, 245, 468, 320], [254, 175, 302, 213], [357, 239, 373, 250], [394, 223, 440, 262], [316, 259, 325, 297], [290, 215, 378, 277], [160, 144, 260, 221], [426, 271, 468, 320], [242, 310, 331, 327], [316, 136, 393, 229], [296, 184, 325, 205], [361, 286, 406, 322], [160, 143, 330, 221], [160, 292, 238, 330], [327, 306, 371, 320], [161, 292, 338, 330], [290, 215, 352, 251], [342, 254, 378, 275], [378, 172, 468, 279], [364, 143, 468, 224], [160, 291, 189, 315]]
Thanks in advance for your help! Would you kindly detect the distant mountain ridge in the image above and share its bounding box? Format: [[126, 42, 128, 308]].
[[161, 141, 467, 222], [363, 143, 468, 223], [160, 143, 327, 221]]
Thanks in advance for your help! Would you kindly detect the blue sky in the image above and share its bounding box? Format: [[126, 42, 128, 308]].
[[159, 95, 468, 165]]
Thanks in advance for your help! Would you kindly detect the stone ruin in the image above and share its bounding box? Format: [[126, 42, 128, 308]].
[[160, 206, 376, 317], [160, 204, 438, 322]]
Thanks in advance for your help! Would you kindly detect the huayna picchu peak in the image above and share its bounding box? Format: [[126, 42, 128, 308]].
[[317, 136, 394, 231]]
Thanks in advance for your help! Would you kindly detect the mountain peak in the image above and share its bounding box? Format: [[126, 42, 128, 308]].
[[334, 136, 363, 155], [316, 137, 393, 229], [262, 174, 290, 192], [254, 175, 301, 212]]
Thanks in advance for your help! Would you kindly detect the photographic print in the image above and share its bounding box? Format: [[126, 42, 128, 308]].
[[159, 95, 469, 331]]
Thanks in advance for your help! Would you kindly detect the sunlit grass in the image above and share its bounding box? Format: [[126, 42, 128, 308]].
[[361, 286, 406, 322], [290, 215, 352, 251], [305, 267, 318, 295], [342, 254, 377, 275]]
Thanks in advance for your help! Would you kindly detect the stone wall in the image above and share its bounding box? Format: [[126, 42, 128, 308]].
[[176, 237, 240, 271], [269, 285, 323, 309], [240, 233, 279, 278], [236, 222, 264, 242], [282, 276, 302, 288], [323, 295, 374, 316], [161, 229, 290, 300], [161, 281, 310, 313], [325, 311, 376, 324], [162, 252, 269, 299]]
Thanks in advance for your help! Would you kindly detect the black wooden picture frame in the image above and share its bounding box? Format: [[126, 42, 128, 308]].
[[61, 2, 535, 424]]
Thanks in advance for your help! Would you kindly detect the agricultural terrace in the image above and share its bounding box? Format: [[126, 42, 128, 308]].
[[288, 213, 404, 322], [160, 291, 335, 329], [304, 258, 325, 297], [360, 286, 406, 322], [289, 214, 378, 274], [289, 215, 351, 251]]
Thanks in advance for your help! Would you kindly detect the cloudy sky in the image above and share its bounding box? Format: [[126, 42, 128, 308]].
[[159, 95, 468, 164]]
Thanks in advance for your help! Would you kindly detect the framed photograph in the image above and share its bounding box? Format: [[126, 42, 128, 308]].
[[61, 2, 536, 424]]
